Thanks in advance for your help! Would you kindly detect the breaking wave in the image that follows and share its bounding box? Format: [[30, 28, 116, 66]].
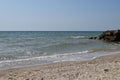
[[0, 50, 91, 69], [68, 36, 89, 39]]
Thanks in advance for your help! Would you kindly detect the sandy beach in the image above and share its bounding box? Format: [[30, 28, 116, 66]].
[[0, 0, 120, 79], [0, 53, 120, 80]]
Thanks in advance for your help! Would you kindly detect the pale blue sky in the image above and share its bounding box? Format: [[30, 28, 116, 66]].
[[0, 0, 120, 31]]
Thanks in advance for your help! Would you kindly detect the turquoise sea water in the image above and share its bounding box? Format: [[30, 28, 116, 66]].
[[0, 31, 120, 69]]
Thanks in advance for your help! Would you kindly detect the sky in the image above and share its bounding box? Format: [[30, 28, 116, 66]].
[[0, 0, 120, 31]]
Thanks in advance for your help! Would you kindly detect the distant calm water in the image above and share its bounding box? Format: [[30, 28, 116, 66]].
[[0, 31, 120, 69]]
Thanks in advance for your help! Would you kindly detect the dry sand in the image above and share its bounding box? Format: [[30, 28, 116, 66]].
[[0, 53, 120, 80]]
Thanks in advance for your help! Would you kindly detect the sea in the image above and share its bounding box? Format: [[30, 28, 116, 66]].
[[0, 31, 120, 69]]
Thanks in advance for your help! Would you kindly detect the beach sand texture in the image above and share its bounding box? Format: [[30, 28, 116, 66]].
[[0, 53, 120, 80]]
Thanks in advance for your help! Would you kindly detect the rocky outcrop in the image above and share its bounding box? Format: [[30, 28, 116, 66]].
[[98, 30, 120, 42], [89, 30, 120, 42]]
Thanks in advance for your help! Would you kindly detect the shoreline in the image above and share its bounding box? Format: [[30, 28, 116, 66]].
[[0, 52, 120, 80], [0, 50, 119, 70]]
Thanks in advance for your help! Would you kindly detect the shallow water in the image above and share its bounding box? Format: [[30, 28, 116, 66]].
[[0, 31, 120, 69]]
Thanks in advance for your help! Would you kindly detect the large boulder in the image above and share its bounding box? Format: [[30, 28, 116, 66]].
[[98, 30, 120, 42]]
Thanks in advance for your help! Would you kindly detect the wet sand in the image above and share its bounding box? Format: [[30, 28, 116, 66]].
[[0, 53, 120, 80]]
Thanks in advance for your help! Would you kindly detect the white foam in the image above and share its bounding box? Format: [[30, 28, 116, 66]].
[[0, 50, 91, 64], [70, 36, 88, 39], [0, 50, 120, 69]]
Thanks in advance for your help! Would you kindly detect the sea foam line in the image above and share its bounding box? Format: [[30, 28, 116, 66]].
[[0, 50, 91, 64], [69, 36, 88, 39]]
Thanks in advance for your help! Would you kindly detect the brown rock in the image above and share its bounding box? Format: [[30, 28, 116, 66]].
[[98, 30, 120, 42]]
